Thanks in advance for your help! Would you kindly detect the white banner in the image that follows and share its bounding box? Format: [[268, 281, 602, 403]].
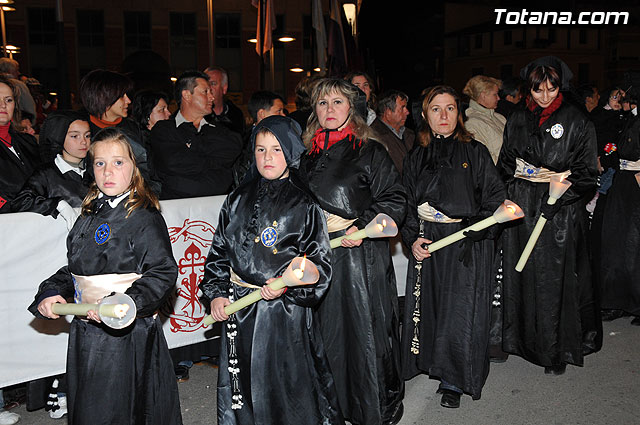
[[0, 196, 409, 388]]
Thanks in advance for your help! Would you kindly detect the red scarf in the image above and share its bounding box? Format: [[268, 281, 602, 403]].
[[310, 125, 361, 154], [527, 92, 563, 126], [0, 122, 11, 148], [90, 115, 122, 129]]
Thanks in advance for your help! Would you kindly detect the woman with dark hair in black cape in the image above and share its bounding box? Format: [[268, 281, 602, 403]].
[[12, 110, 91, 229], [497, 56, 601, 375]]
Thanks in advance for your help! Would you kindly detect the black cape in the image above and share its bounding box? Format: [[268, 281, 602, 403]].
[[497, 99, 602, 367], [200, 174, 343, 425], [28, 200, 182, 425], [401, 135, 505, 399], [11, 161, 89, 215], [299, 137, 406, 425], [600, 116, 640, 314]]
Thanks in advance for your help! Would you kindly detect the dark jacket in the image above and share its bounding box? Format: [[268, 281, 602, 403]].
[[370, 118, 415, 175], [205, 99, 245, 136], [0, 130, 41, 213], [150, 115, 242, 199]]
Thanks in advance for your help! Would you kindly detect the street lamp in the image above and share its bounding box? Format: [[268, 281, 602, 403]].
[[0, 0, 15, 58], [3, 43, 18, 59]]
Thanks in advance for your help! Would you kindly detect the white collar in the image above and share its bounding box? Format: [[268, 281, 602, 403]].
[[175, 110, 211, 132], [54, 154, 84, 176], [97, 191, 130, 208]]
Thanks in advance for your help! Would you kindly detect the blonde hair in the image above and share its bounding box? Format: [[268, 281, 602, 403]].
[[302, 78, 375, 149], [418, 85, 473, 147], [81, 128, 159, 217], [462, 75, 501, 101]]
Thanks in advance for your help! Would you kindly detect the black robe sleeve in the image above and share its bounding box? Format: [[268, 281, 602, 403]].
[[354, 141, 407, 229], [28, 265, 75, 319], [200, 196, 233, 307], [11, 168, 62, 216], [401, 146, 423, 248], [562, 119, 598, 205], [124, 211, 179, 316], [283, 200, 332, 308]]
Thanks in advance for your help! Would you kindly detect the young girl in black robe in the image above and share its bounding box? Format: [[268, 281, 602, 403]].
[[200, 115, 343, 425], [12, 111, 91, 230], [29, 127, 182, 425]]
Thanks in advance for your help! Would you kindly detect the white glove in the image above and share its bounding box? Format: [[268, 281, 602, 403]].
[[57, 200, 80, 231]]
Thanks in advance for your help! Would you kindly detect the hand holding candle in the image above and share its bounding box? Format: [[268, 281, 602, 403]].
[[515, 175, 572, 272], [203, 256, 319, 326], [423, 200, 524, 255], [329, 213, 398, 249], [50, 292, 137, 329]]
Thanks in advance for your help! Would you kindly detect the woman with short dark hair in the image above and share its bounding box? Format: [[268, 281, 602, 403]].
[[497, 56, 601, 375], [130, 90, 171, 155], [79, 69, 160, 194]]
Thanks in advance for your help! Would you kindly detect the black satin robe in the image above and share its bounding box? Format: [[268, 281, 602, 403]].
[[28, 201, 182, 425], [11, 163, 89, 216], [0, 130, 40, 213], [497, 100, 601, 367], [600, 116, 640, 314], [401, 136, 505, 399], [200, 174, 343, 425], [299, 139, 406, 425]]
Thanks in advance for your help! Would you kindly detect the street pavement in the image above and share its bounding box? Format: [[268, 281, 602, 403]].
[[8, 318, 639, 424]]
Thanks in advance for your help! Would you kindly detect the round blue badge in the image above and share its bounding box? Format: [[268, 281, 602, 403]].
[[260, 226, 278, 247], [95, 223, 111, 245]]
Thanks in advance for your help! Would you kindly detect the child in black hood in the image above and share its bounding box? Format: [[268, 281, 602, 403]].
[[200, 115, 344, 425]]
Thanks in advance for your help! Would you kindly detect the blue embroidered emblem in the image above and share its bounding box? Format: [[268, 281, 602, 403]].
[[434, 212, 444, 222], [95, 223, 110, 245], [260, 226, 278, 247]]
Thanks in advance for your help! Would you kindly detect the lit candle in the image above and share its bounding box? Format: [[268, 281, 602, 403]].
[[203, 256, 319, 325], [330, 213, 398, 249], [425, 200, 524, 254], [515, 175, 572, 272], [292, 257, 306, 280]]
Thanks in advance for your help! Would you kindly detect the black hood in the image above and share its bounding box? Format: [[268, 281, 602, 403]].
[[250, 115, 306, 169], [520, 56, 574, 90], [38, 110, 87, 164]]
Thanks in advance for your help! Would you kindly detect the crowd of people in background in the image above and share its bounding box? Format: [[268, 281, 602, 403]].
[[0, 54, 639, 425]]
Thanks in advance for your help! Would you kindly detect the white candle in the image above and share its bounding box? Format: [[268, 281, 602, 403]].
[[515, 175, 572, 272], [329, 213, 397, 249], [203, 256, 319, 326], [426, 200, 524, 254]]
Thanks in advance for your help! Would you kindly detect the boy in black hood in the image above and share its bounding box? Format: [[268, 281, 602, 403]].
[[200, 115, 344, 425]]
